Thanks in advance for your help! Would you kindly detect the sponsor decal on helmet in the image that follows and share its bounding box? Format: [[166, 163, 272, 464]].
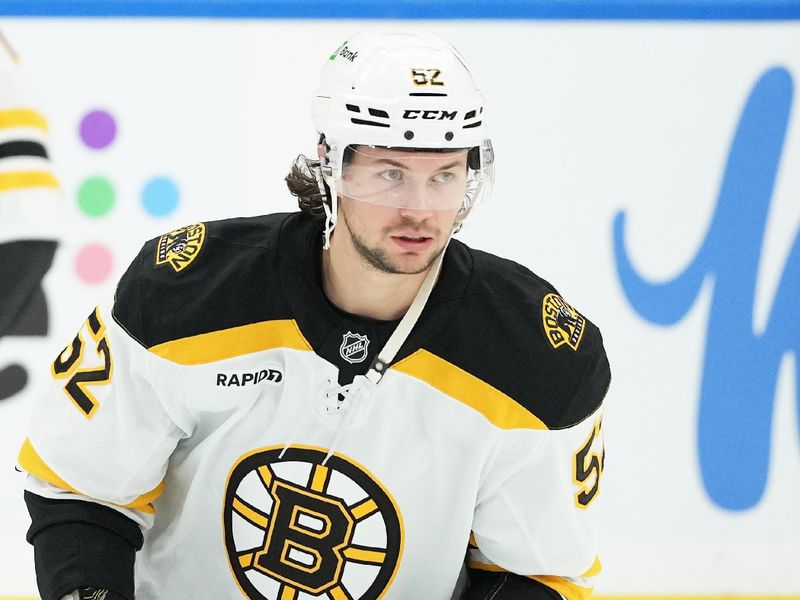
[[223, 445, 403, 600], [542, 293, 586, 351], [330, 41, 358, 63], [340, 331, 369, 364], [155, 223, 205, 273]]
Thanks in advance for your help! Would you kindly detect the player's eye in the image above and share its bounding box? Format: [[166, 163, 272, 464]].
[[432, 172, 455, 184], [379, 169, 402, 182]]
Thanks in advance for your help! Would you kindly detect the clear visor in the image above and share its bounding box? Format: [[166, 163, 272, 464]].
[[334, 146, 477, 211]]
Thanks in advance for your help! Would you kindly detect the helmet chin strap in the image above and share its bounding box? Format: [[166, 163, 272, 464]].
[[321, 195, 337, 250], [363, 227, 454, 384], [317, 162, 337, 250]]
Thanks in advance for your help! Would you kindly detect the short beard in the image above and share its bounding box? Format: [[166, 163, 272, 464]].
[[343, 213, 443, 275], [350, 232, 442, 275]]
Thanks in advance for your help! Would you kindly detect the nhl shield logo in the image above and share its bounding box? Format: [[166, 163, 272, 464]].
[[340, 331, 369, 364]]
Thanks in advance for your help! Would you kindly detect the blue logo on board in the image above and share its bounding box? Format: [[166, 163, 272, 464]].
[[613, 67, 799, 511]]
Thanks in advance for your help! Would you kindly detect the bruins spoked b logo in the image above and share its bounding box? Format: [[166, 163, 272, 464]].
[[223, 446, 403, 599]]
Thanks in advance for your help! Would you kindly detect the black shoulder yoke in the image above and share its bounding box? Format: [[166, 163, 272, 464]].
[[424, 244, 611, 429], [112, 213, 296, 349]]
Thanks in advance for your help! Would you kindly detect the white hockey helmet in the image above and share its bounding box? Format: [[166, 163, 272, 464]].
[[312, 32, 494, 239]]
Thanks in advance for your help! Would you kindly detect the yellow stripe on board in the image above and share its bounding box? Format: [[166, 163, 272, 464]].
[[0, 108, 48, 130], [17, 438, 161, 514], [0, 171, 59, 193], [392, 349, 548, 430], [149, 319, 312, 365]]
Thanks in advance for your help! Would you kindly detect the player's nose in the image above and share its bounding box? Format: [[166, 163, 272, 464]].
[[397, 181, 436, 216]]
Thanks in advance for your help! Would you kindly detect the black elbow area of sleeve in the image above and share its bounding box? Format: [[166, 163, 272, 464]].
[[463, 569, 563, 600], [0, 239, 57, 337], [24, 491, 142, 600]]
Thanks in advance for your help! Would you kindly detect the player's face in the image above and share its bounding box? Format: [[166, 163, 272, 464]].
[[336, 147, 466, 275]]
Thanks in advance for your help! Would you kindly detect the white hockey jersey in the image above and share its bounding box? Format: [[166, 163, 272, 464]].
[[21, 213, 610, 600]]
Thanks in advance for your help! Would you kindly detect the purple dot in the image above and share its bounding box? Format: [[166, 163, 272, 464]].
[[80, 110, 117, 149]]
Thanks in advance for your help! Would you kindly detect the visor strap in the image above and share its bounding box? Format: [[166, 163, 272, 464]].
[[364, 234, 451, 384], [321, 174, 338, 251]]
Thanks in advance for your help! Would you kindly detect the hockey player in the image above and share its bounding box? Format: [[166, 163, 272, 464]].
[[0, 31, 61, 402], [20, 32, 610, 600]]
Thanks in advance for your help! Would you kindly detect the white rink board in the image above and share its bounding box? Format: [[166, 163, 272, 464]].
[[0, 20, 798, 596]]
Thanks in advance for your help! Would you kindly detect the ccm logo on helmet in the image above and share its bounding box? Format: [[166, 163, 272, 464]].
[[402, 109, 457, 120]]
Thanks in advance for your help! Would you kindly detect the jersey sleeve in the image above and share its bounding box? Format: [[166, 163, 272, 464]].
[[469, 328, 609, 600], [18, 256, 189, 523], [0, 47, 63, 245]]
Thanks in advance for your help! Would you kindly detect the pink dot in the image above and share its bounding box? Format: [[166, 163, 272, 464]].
[[75, 244, 114, 284]]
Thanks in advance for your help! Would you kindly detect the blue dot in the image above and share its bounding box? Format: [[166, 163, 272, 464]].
[[142, 177, 179, 217]]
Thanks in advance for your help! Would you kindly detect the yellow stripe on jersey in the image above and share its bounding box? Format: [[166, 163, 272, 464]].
[[0, 108, 49, 131], [351, 498, 378, 521], [392, 349, 548, 430], [239, 552, 254, 568], [148, 319, 312, 365], [467, 560, 508, 573], [18, 438, 76, 493], [257, 465, 273, 488], [18, 437, 163, 515], [129, 480, 165, 511], [328, 587, 349, 600], [279, 586, 298, 600], [309, 464, 329, 493], [0, 171, 59, 192], [233, 497, 269, 529], [581, 555, 602, 577], [343, 547, 386, 564]]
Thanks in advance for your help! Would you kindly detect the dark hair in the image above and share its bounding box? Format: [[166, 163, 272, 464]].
[[285, 154, 327, 218]]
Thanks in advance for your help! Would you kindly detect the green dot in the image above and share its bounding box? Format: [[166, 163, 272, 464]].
[[77, 176, 115, 217]]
